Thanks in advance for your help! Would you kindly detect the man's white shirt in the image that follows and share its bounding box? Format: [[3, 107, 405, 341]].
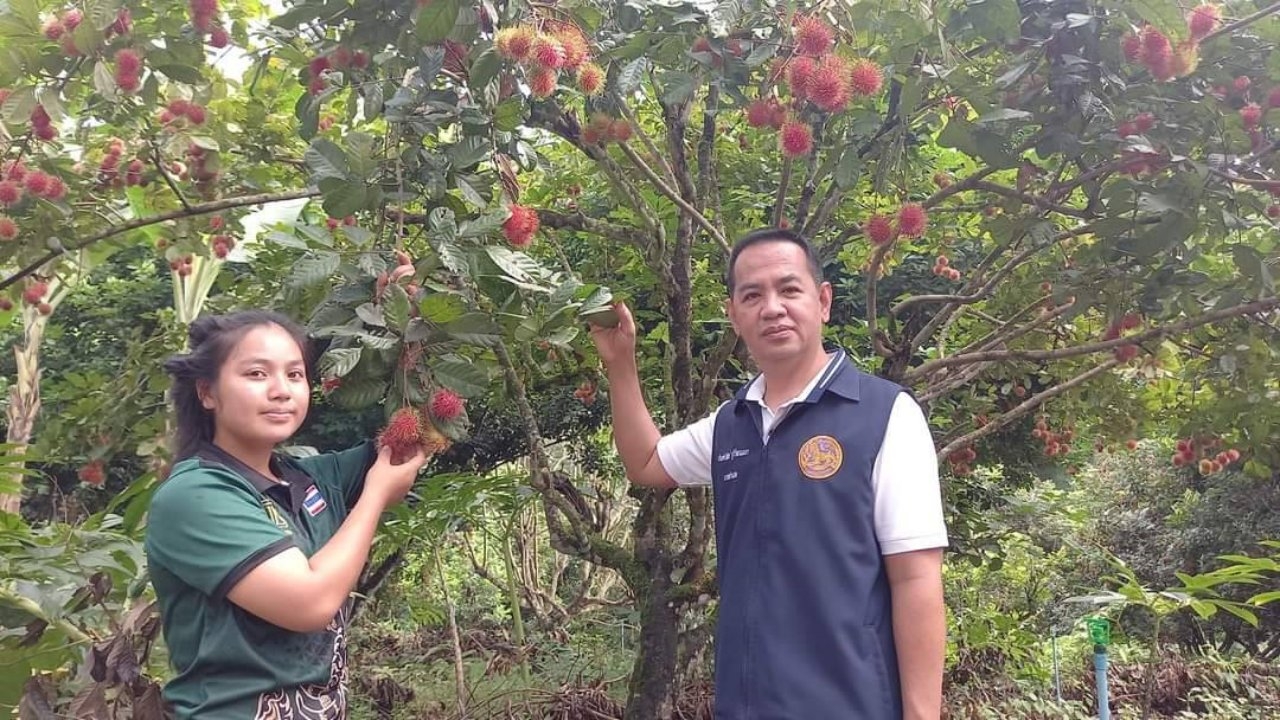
[[655, 353, 949, 555]]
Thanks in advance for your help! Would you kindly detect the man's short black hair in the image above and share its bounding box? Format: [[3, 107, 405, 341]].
[[725, 227, 824, 294]]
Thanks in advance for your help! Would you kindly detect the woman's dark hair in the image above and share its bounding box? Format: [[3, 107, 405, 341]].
[[162, 310, 312, 460]]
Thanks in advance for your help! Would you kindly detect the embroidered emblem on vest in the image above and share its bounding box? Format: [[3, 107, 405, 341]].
[[798, 435, 843, 480]]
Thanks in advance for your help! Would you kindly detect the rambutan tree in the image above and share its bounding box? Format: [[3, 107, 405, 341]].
[[2, 0, 1280, 714]]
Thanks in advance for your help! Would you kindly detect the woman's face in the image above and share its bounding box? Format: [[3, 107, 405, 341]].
[[200, 324, 310, 455]]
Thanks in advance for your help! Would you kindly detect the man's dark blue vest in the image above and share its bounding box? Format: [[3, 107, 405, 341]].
[[710, 352, 905, 719]]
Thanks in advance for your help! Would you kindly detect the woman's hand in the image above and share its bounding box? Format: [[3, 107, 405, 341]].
[[363, 446, 426, 508]]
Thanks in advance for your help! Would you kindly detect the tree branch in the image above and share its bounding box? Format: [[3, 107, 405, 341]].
[[537, 209, 650, 249], [937, 358, 1121, 460], [967, 179, 1092, 218], [908, 298, 1280, 382], [1203, 0, 1280, 42], [617, 142, 728, 253], [0, 188, 321, 292], [773, 156, 794, 226]]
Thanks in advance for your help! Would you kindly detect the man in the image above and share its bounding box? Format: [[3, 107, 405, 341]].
[[589, 228, 947, 719]]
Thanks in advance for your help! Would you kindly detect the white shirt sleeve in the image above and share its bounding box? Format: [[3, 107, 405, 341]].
[[872, 393, 949, 555], [654, 403, 726, 487]]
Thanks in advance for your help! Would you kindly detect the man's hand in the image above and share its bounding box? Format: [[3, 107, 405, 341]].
[[587, 302, 638, 371]]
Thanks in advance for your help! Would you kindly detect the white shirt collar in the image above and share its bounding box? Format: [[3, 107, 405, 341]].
[[744, 350, 843, 409]]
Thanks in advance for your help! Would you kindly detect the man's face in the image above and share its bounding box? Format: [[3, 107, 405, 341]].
[[726, 240, 832, 368]]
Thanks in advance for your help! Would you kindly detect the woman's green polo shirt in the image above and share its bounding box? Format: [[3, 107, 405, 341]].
[[144, 441, 374, 719]]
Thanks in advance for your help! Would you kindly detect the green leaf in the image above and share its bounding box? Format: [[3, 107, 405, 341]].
[[318, 348, 362, 378], [1232, 245, 1275, 293], [305, 139, 349, 181], [834, 149, 863, 189], [446, 136, 490, 170], [469, 46, 501, 91], [344, 132, 379, 180], [659, 71, 699, 105], [355, 303, 386, 327], [320, 178, 369, 218], [287, 251, 340, 289], [420, 293, 467, 323], [966, 0, 1021, 41], [92, 60, 117, 101], [444, 312, 500, 345], [493, 99, 524, 132], [459, 208, 508, 239], [429, 357, 490, 397], [617, 57, 649, 94], [360, 333, 399, 350], [156, 64, 207, 85], [415, 0, 460, 44], [974, 108, 1033, 124], [435, 237, 469, 274], [384, 284, 411, 331], [1251, 590, 1280, 606], [330, 378, 386, 409]]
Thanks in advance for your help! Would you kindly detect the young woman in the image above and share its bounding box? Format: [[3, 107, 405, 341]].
[[145, 310, 427, 719]]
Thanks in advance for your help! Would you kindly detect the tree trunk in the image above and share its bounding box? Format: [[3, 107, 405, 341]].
[[623, 514, 681, 720]]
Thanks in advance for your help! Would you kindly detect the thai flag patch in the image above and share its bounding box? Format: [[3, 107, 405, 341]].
[[302, 485, 328, 517]]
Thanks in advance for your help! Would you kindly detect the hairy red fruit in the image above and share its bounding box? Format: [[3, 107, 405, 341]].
[[331, 47, 353, 70], [1267, 204, 1280, 219], [793, 15, 835, 57], [42, 176, 66, 200], [1117, 121, 1137, 138], [785, 56, 817, 100], [116, 48, 142, 76], [1268, 87, 1280, 109], [212, 240, 230, 259], [110, 8, 132, 35], [553, 25, 590, 71], [42, 18, 65, 39], [1240, 103, 1263, 130], [209, 216, 226, 230], [321, 376, 342, 393], [529, 67, 558, 99], [1126, 439, 1138, 451], [807, 55, 851, 112], [309, 56, 330, 77], [209, 26, 230, 48], [79, 461, 105, 486], [0, 181, 22, 207], [531, 35, 566, 70], [308, 76, 327, 96], [1226, 448, 1241, 463], [326, 217, 339, 230], [864, 213, 896, 246], [746, 99, 775, 128], [577, 63, 604, 96], [778, 120, 813, 158], [1198, 458, 1214, 474], [0, 216, 17, 241], [896, 203, 928, 237], [430, 389, 465, 421], [343, 215, 356, 226], [503, 204, 540, 248], [1234, 75, 1251, 94], [1121, 34, 1143, 63], [692, 36, 712, 54], [1120, 312, 1142, 330], [1133, 112, 1155, 133], [936, 255, 949, 267], [125, 158, 145, 186], [495, 26, 536, 62], [62, 9, 82, 30], [22, 282, 47, 305], [377, 407, 424, 463], [1188, 4, 1221, 40], [848, 59, 883, 97], [608, 119, 632, 143]]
